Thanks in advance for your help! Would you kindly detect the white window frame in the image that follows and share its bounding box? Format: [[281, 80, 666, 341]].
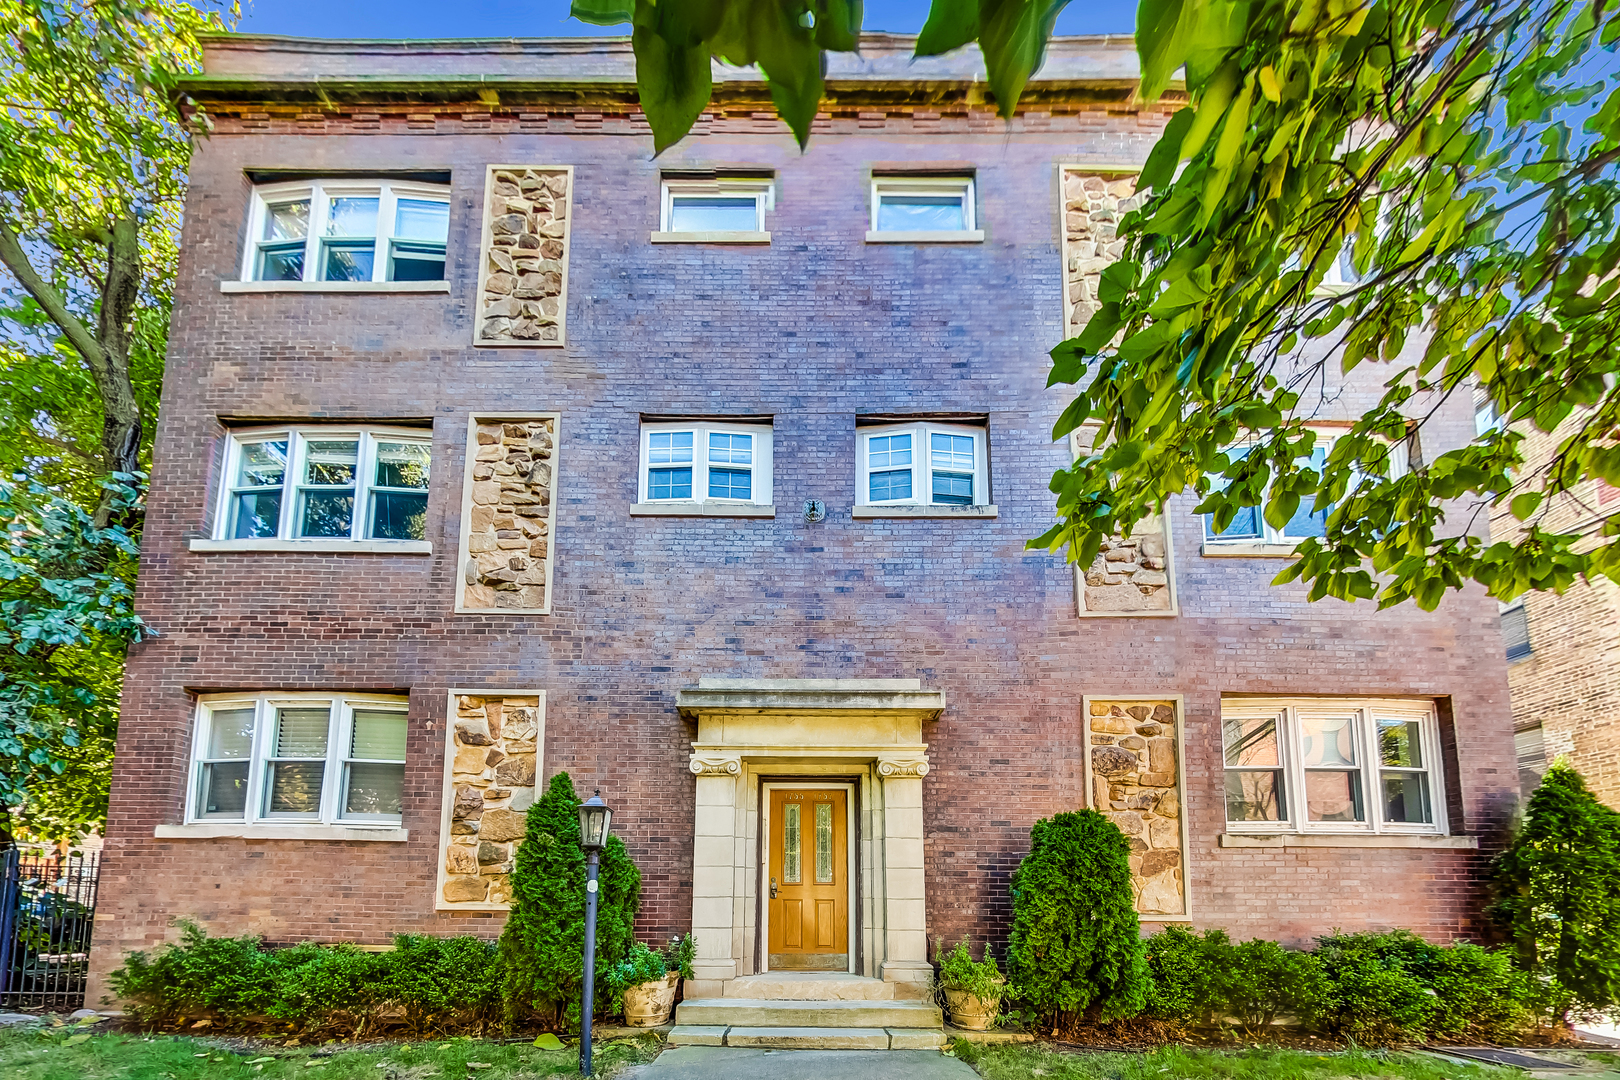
[[657, 177, 773, 237], [209, 425, 432, 548], [185, 693, 409, 829], [857, 422, 988, 508], [1220, 698, 1448, 837], [241, 179, 451, 283], [867, 176, 981, 241], [1202, 428, 1349, 551], [637, 421, 774, 507]]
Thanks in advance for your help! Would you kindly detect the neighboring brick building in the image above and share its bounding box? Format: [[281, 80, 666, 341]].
[[1484, 397, 1620, 807], [88, 32, 1521, 1005]]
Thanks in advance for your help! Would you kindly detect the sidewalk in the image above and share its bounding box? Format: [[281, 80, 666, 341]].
[[628, 1046, 978, 1079]]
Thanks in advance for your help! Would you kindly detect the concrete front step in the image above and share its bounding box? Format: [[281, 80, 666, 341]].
[[724, 973, 895, 1001], [668, 1025, 947, 1050], [675, 998, 943, 1029]]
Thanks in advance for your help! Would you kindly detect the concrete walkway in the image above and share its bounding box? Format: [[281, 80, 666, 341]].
[[628, 1046, 978, 1079]]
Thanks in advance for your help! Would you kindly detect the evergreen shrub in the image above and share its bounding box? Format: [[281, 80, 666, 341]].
[[108, 923, 502, 1035], [1005, 809, 1149, 1022], [498, 771, 641, 1030], [1492, 762, 1620, 1025], [1220, 937, 1327, 1037], [1143, 925, 1227, 1025]]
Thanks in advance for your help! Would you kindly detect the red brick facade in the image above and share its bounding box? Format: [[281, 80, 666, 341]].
[[88, 34, 1520, 998]]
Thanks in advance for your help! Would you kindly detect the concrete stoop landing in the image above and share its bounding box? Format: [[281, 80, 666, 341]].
[[672, 974, 945, 1051]]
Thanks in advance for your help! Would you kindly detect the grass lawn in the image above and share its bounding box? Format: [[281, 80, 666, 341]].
[[951, 1041, 1533, 1080], [0, 1024, 661, 1080]]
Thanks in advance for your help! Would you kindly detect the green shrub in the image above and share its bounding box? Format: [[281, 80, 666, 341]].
[[498, 772, 642, 1030], [1143, 926, 1228, 1025], [663, 932, 696, 980], [1220, 937, 1327, 1038], [107, 924, 504, 1035], [1421, 938, 1534, 1041], [934, 935, 1005, 1001], [602, 941, 670, 1009], [1005, 809, 1148, 1023], [1312, 933, 1433, 1044], [1492, 762, 1620, 1025]]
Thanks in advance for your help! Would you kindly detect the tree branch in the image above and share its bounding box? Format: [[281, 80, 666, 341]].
[[0, 217, 108, 376]]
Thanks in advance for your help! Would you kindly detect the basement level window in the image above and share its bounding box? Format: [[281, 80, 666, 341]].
[[1222, 698, 1448, 837], [188, 693, 408, 828], [244, 180, 449, 283]]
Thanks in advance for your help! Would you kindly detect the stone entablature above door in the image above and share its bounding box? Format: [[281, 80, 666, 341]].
[[676, 678, 944, 1001]]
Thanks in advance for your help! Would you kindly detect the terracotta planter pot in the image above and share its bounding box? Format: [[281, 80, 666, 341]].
[[943, 985, 1001, 1031], [622, 971, 679, 1027]]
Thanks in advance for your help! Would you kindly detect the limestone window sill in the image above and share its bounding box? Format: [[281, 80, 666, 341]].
[[1201, 541, 1301, 558], [155, 823, 409, 842], [1218, 833, 1477, 849], [853, 504, 998, 519], [189, 539, 433, 554], [649, 231, 771, 245], [865, 230, 984, 243], [219, 280, 450, 294], [629, 502, 776, 518]]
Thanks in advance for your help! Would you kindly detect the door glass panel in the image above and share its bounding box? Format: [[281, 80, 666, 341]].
[[783, 802, 801, 884], [815, 802, 833, 884]]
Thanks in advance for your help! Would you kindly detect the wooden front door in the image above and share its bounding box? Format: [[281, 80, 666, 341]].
[[768, 788, 849, 971]]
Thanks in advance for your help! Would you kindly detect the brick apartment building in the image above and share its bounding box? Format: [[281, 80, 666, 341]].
[[1485, 396, 1620, 807], [88, 32, 1522, 1006]]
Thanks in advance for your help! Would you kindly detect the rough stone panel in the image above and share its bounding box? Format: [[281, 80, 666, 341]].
[[459, 417, 558, 613], [1087, 699, 1187, 916], [437, 694, 541, 909], [476, 167, 571, 346]]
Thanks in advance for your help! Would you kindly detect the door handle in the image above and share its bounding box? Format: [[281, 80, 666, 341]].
[[770, 877, 778, 899]]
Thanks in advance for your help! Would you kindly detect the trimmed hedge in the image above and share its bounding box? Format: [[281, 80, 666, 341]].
[[110, 922, 504, 1036], [1142, 926, 1534, 1045]]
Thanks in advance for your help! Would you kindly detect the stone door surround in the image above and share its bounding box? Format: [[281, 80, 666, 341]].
[[677, 678, 944, 999]]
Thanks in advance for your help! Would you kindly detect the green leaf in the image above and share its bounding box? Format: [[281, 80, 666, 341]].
[[814, 0, 864, 52], [1139, 107, 1194, 192], [1135, 0, 1188, 102], [632, 24, 714, 155], [977, 0, 1073, 119], [570, 0, 634, 26], [534, 1032, 566, 1051], [916, 0, 980, 56], [1511, 491, 1544, 521]]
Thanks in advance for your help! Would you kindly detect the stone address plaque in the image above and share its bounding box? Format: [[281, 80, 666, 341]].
[[436, 690, 546, 911], [473, 165, 573, 347], [455, 413, 559, 614]]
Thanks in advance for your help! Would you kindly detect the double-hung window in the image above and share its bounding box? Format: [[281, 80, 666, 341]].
[[656, 177, 773, 240], [858, 422, 988, 508], [868, 176, 981, 241], [638, 422, 774, 507], [189, 693, 408, 829], [211, 426, 431, 548], [1204, 439, 1334, 547], [1221, 698, 1447, 836], [244, 180, 450, 283]]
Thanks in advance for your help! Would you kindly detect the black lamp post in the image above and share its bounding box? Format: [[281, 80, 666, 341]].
[[577, 789, 613, 1077]]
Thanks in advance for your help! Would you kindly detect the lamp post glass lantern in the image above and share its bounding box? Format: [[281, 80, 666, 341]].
[[578, 789, 613, 1076]]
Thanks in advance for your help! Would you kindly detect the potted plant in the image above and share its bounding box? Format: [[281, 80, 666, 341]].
[[935, 936, 1005, 1031], [613, 933, 695, 1027]]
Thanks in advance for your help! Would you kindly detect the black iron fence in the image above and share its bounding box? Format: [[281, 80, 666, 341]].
[[0, 848, 101, 1011]]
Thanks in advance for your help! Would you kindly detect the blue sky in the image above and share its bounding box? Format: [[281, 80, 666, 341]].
[[233, 0, 1138, 39]]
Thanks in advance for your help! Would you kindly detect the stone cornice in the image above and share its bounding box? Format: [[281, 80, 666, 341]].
[[676, 678, 945, 721], [180, 32, 1183, 113]]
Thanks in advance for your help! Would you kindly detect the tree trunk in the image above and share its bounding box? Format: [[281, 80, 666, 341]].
[[0, 215, 144, 525]]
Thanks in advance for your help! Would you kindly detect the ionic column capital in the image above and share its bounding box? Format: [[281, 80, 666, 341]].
[[876, 754, 930, 779], [688, 752, 743, 777]]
